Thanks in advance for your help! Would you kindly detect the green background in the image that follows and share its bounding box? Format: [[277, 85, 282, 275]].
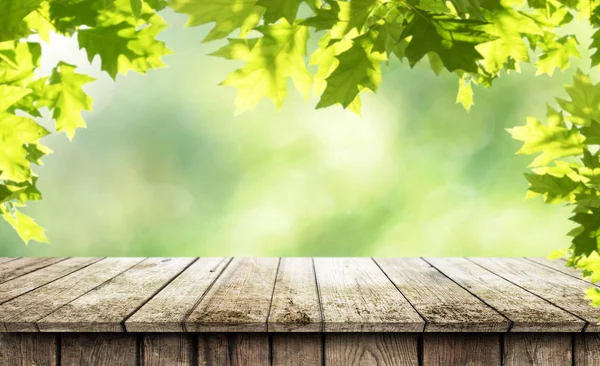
[[0, 12, 593, 257]]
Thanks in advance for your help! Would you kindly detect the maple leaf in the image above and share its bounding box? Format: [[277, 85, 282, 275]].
[[476, 0, 542, 74], [532, 33, 580, 76], [525, 173, 581, 203], [257, 0, 317, 24], [46, 62, 95, 139], [508, 105, 584, 167], [303, 0, 379, 39], [401, 11, 493, 73], [0, 208, 48, 244], [77, 0, 172, 78], [0, 112, 49, 183], [0, 0, 42, 41], [570, 209, 600, 256], [316, 28, 386, 109], [170, 0, 264, 42], [557, 70, 600, 126], [212, 20, 312, 113]]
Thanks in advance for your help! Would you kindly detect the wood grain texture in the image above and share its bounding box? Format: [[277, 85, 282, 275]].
[[197, 333, 269, 366], [186, 258, 280, 332], [315, 258, 424, 332], [422, 333, 500, 366], [0, 257, 101, 305], [126, 257, 230, 332], [143, 333, 194, 366], [470, 258, 600, 332], [268, 258, 321, 332], [426, 258, 584, 332], [0, 257, 66, 284], [0, 333, 56, 366], [0, 257, 144, 332], [375, 258, 509, 332], [526, 257, 590, 282], [503, 333, 571, 366], [61, 333, 136, 366], [38, 257, 195, 332], [325, 333, 418, 366], [0, 258, 19, 265], [575, 334, 600, 366], [272, 334, 322, 366]]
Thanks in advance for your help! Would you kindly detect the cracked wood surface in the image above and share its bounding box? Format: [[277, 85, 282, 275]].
[[0, 257, 595, 332]]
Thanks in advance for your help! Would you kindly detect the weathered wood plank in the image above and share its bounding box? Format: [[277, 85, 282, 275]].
[[197, 334, 269, 366], [526, 257, 590, 282], [268, 258, 321, 332], [38, 258, 195, 332], [61, 334, 136, 366], [575, 334, 600, 366], [0, 257, 66, 284], [186, 258, 280, 332], [0, 258, 19, 265], [0, 257, 144, 332], [503, 333, 571, 366], [126, 257, 230, 332], [0, 333, 56, 366], [272, 334, 322, 366], [0, 257, 101, 305], [144, 333, 194, 366], [325, 333, 418, 366], [426, 258, 584, 332], [470, 258, 600, 332], [314, 258, 424, 332], [375, 258, 509, 332], [422, 333, 500, 365]]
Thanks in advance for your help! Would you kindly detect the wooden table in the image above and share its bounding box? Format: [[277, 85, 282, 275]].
[[0, 257, 598, 365]]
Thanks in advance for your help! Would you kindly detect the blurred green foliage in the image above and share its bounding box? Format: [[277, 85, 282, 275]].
[[0, 12, 591, 257]]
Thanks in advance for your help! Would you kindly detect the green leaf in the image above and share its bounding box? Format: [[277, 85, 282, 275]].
[[78, 1, 172, 78], [0, 112, 49, 182], [1, 209, 48, 244], [0, 0, 42, 41], [47, 62, 95, 139], [581, 123, 600, 145], [48, 0, 102, 33], [0, 42, 41, 86], [570, 209, 600, 256], [401, 11, 493, 73], [557, 70, 600, 126], [1, 178, 44, 204], [257, 0, 308, 24], [508, 106, 584, 167], [304, 0, 379, 39], [170, 0, 264, 42], [450, 0, 485, 20], [591, 29, 600, 67], [456, 75, 474, 111], [213, 20, 312, 113], [533, 33, 580, 76], [525, 172, 581, 203], [24, 1, 54, 42], [476, 1, 542, 74], [130, 0, 142, 17], [0, 85, 32, 113], [316, 28, 386, 109]]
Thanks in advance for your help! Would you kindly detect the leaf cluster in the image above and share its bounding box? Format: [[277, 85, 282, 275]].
[[510, 70, 600, 307], [0, 0, 171, 242], [169, 0, 585, 113]]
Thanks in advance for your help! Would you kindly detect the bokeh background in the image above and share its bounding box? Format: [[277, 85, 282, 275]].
[[0, 11, 594, 257]]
